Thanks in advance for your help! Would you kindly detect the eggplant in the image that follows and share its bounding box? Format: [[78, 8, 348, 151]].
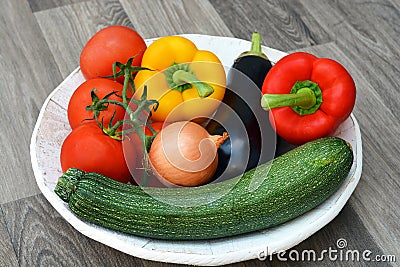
[[206, 32, 294, 182]]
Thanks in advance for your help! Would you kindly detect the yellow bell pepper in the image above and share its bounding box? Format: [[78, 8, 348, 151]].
[[134, 36, 226, 122]]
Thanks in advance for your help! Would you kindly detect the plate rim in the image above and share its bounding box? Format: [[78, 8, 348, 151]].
[[30, 34, 362, 266]]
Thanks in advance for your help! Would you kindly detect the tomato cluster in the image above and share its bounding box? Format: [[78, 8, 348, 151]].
[[60, 26, 164, 183]]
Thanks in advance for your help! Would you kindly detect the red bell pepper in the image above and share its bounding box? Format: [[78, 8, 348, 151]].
[[261, 52, 356, 145]]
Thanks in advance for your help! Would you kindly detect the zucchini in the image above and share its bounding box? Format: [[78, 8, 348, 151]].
[[55, 137, 353, 240]]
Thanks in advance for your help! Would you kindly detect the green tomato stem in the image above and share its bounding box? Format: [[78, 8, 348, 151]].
[[146, 122, 158, 136], [122, 68, 131, 106]]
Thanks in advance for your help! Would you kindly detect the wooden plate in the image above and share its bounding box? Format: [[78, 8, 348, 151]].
[[30, 34, 362, 266]]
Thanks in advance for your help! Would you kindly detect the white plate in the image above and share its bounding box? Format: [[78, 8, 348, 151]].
[[30, 34, 362, 266]]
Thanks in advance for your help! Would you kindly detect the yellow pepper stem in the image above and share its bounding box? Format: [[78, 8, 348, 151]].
[[172, 70, 214, 98]]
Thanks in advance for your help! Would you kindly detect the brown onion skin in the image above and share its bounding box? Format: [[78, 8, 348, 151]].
[[149, 121, 223, 187]]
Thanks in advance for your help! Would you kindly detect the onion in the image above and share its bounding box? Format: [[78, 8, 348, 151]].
[[149, 121, 228, 187]]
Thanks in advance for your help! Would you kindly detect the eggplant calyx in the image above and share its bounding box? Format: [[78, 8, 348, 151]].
[[237, 32, 269, 60]]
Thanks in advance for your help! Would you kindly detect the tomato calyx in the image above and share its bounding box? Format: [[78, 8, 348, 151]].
[[92, 85, 158, 144], [85, 88, 123, 120], [102, 56, 153, 93]]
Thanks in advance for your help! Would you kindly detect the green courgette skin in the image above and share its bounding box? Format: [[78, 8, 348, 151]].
[[55, 137, 353, 240]]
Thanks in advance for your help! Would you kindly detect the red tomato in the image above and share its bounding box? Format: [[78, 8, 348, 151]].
[[80, 25, 146, 82], [68, 78, 132, 129], [60, 123, 136, 183]]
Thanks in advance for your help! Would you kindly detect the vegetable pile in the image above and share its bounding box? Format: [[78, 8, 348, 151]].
[[56, 25, 357, 240]]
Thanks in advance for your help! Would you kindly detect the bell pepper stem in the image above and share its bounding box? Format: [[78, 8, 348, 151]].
[[262, 88, 316, 110], [172, 70, 214, 98], [261, 80, 323, 116]]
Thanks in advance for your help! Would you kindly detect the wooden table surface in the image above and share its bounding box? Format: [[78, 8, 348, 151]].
[[1, 0, 399, 266]]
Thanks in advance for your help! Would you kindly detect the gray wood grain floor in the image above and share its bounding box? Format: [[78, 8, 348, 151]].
[[1, 0, 399, 266]]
